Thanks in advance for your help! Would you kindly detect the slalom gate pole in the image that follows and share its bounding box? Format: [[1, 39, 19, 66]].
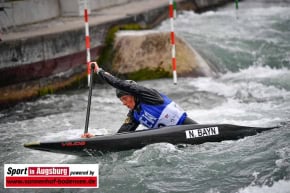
[[235, 0, 239, 10], [235, 0, 239, 19], [173, 0, 177, 19], [84, 0, 91, 87], [84, 63, 95, 134], [169, 0, 177, 84]]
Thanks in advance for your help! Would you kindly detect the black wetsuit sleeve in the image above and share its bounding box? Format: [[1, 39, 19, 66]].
[[117, 111, 139, 133], [98, 69, 164, 105]]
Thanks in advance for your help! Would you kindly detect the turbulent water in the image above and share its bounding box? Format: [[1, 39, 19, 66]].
[[1, 0, 290, 192]]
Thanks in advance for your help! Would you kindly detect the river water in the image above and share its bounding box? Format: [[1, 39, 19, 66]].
[[1, 0, 290, 192]]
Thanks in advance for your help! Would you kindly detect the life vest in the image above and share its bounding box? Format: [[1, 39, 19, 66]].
[[133, 94, 186, 129]]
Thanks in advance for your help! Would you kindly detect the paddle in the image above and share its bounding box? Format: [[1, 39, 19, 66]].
[[84, 62, 95, 134]]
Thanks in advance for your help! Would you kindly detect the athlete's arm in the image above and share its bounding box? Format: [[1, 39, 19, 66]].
[[97, 69, 164, 105], [117, 111, 139, 133]]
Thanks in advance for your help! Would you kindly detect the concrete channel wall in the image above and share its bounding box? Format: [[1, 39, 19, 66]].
[[0, 0, 232, 108], [0, 0, 60, 29], [0, 0, 140, 29]]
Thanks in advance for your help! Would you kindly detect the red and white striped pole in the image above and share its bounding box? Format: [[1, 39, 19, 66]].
[[84, 0, 91, 86], [169, 0, 177, 84]]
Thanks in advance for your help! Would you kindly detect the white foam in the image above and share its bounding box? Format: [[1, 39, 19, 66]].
[[126, 143, 181, 164], [237, 180, 290, 193], [186, 66, 290, 126], [190, 66, 290, 100], [222, 65, 290, 81]]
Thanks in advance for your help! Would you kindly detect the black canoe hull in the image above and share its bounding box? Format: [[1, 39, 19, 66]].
[[24, 124, 278, 156]]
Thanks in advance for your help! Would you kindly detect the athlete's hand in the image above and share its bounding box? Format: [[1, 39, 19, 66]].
[[90, 62, 99, 73], [81, 133, 95, 138]]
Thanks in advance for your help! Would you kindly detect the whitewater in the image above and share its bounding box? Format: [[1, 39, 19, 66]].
[[1, 0, 290, 192]]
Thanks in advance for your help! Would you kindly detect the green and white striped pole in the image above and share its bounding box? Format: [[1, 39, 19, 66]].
[[235, 0, 239, 10], [235, 0, 239, 19], [173, 0, 177, 19]]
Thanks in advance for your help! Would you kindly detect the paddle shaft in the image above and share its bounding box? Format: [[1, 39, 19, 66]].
[[84, 63, 95, 134]]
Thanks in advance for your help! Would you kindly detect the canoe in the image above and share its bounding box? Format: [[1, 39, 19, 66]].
[[24, 124, 277, 156]]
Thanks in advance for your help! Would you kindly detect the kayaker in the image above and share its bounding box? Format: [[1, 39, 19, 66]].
[[82, 62, 197, 138]]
